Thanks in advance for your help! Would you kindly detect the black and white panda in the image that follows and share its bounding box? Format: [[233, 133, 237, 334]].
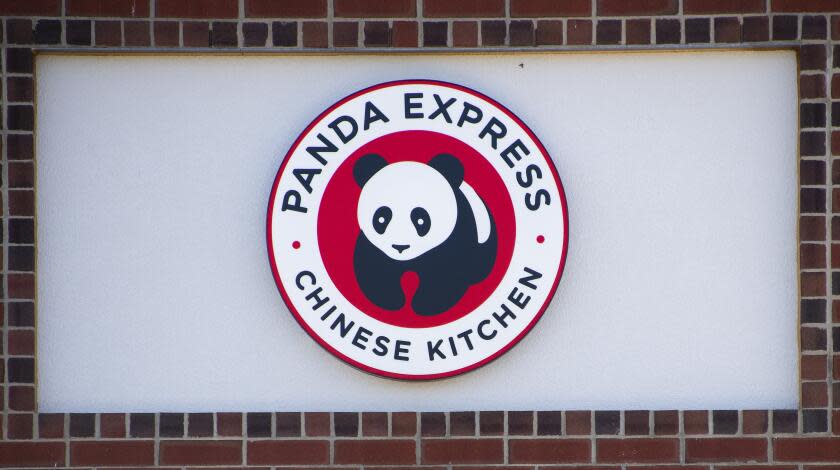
[[353, 153, 497, 316]]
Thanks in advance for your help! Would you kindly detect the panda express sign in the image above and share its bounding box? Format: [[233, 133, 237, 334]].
[[267, 80, 568, 380]]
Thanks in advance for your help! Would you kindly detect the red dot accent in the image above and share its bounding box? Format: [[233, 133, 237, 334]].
[[536, 235, 545, 244], [292, 241, 301, 249]]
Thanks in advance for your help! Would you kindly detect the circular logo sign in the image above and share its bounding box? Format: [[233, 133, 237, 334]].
[[267, 80, 568, 380]]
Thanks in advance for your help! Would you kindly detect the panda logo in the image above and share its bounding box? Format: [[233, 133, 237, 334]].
[[267, 80, 569, 380], [353, 153, 497, 316]]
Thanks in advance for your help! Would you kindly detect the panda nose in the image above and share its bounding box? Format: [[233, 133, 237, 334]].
[[392, 244, 410, 253]]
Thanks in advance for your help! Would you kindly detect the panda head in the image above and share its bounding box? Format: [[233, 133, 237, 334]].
[[354, 153, 464, 261]]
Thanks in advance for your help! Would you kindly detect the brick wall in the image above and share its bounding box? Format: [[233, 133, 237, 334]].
[[1, 0, 838, 466]]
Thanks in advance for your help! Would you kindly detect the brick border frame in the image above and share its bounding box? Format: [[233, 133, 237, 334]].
[[1, 0, 838, 466]]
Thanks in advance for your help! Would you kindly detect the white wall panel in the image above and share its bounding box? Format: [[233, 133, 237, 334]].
[[35, 52, 798, 411]]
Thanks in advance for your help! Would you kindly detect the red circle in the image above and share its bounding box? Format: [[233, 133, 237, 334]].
[[537, 235, 545, 244], [266, 79, 570, 381], [317, 130, 516, 328], [292, 241, 301, 249]]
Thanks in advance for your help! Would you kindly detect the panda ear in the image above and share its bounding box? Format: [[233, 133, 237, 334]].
[[354, 153, 388, 187], [429, 153, 464, 188]]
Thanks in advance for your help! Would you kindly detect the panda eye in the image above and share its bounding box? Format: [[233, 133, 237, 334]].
[[411, 207, 431, 237], [372, 206, 392, 235]]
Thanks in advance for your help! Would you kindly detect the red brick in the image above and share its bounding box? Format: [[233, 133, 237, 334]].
[[802, 381, 829, 407], [7, 134, 33, 161], [160, 441, 241, 465], [774, 438, 840, 461], [685, 438, 767, 463], [336, 0, 415, 17], [800, 74, 826, 99], [6, 19, 33, 44], [655, 17, 681, 43], [833, 131, 840, 156], [213, 19, 238, 46], [835, 355, 840, 380], [39, 413, 65, 439], [424, 414, 446, 436], [423, 439, 504, 464], [802, 272, 826, 297], [801, 45, 827, 72], [334, 439, 416, 465], [650, 411, 676, 435], [392, 412, 416, 436], [480, 20, 505, 46], [799, 354, 828, 380], [156, 0, 237, 18], [305, 412, 330, 436], [95, 21, 123, 46], [125, 21, 151, 46], [832, 74, 840, 99], [627, 19, 652, 44], [303, 22, 328, 47], [247, 440, 329, 465], [511, 0, 591, 16], [596, 439, 679, 463], [536, 19, 563, 45], [713, 16, 740, 43], [8, 413, 33, 439], [182, 21, 209, 47], [247, 0, 326, 17], [8, 329, 34, 355], [684, 0, 764, 13], [801, 244, 825, 269], [624, 411, 650, 435], [802, 326, 827, 351], [67, 0, 150, 16], [452, 21, 478, 46], [8, 189, 32, 216], [0, 0, 60, 15], [71, 441, 154, 466], [424, 0, 505, 18], [100, 413, 126, 438], [217, 412, 242, 436], [154, 21, 179, 46], [393, 21, 418, 47], [598, 0, 677, 15], [511, 20, 536, 45], [8, 273, 35, 299], [362, 412, 388, 436], [0, 442, 65, 466], [508, 439, 590, 463], [773, 0, 840, 12], [332, 21, 357, 46], [567, 19, 592, 44], [7, 77, 33, 102], [9, 386, 35, 411]]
